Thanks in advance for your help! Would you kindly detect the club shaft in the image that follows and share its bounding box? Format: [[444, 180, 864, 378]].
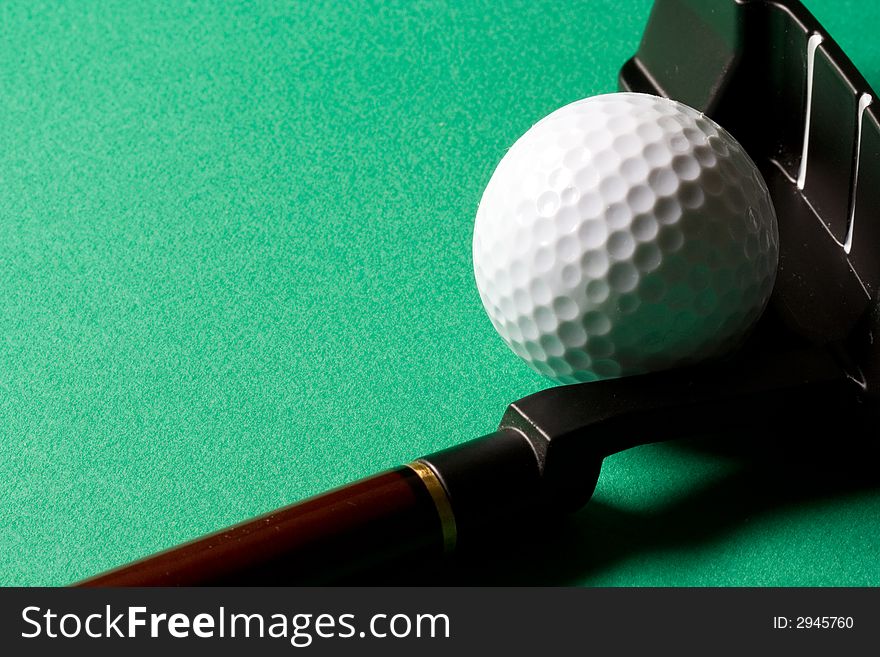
[[76, 467, 446, 586], [75, 429, 548, 586]]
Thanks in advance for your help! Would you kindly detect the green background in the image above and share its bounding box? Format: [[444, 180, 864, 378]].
[[1, 0, 878, 586]]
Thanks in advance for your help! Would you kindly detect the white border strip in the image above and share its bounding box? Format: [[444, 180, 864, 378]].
[[844, 93, 873, 254], [797, 34, 824, 190]]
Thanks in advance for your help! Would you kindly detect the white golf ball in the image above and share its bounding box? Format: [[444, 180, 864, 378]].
[[473, 92, 779, 383]]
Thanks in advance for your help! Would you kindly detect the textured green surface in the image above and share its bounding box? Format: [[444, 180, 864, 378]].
[[0, 0, 877, 586]]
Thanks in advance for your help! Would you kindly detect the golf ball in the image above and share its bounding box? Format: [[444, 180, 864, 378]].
[[473, 92, 779, 383]]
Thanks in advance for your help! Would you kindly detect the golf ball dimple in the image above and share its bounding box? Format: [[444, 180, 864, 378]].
[[473, 93, 779, 384]]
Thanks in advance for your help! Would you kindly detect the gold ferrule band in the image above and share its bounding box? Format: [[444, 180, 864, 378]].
[[406, 460, 457, 553]]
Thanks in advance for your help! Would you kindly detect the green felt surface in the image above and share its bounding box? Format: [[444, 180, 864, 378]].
[[1, 0, 878, 586]]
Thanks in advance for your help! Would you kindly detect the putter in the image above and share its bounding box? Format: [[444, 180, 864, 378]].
[[77, 0, 879, 586]]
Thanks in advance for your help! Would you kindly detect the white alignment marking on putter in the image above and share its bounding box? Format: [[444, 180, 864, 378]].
[[843, 93, 873, 254], [797, 34, 824, 191]]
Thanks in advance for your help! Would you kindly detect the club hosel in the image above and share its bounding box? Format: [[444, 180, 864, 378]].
[[416, 428, 602, 549]]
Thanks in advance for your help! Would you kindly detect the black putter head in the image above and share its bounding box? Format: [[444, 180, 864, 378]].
[[619, 0, 880, 402], [464, 0, 880, 515]]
